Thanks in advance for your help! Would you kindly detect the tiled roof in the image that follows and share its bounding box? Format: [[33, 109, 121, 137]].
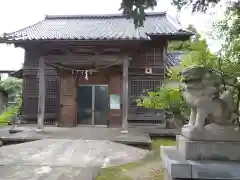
[[10, 69, 23, 79], [165, 51, 183, 69], [1, 12, 190, 41]]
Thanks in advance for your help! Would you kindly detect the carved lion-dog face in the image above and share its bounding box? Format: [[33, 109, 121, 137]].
[[179, 66, 213, 83]]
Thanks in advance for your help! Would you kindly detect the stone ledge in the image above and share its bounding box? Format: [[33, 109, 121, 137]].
[[178, 135, 240, 161], [160, 146, 191, 179], [190, 160, 240, 179], [161, 146, 240, 179]]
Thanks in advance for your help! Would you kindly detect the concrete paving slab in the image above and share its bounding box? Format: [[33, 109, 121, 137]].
[[0, 139, 148, 167], [0, 165, 99, 180], [0, 129, 11, 137], [0, 126, 152, 148], [0, 139, 148, 180]]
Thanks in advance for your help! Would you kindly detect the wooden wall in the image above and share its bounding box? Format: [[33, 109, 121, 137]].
[[21, 41, 167, 126], [22, 47, 60, 124]]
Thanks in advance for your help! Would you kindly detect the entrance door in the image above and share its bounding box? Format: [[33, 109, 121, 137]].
[[94, 85, 108, 126], [77, 86, 93, 125], [76, 85, 108, 126]]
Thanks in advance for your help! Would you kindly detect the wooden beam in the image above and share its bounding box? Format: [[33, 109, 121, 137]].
[[37, 57, 45, 131], [45, 54, 124, 64], [121, 57, 131, 134]]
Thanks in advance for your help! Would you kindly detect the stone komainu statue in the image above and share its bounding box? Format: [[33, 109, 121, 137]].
[[179, 66, 235, 130]]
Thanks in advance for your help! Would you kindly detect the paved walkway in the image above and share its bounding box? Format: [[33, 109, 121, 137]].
[[0, 126, 151, 179], [0, 126, 152, 147], [0, 165, 98, 180], [0, 139, 148, 180]]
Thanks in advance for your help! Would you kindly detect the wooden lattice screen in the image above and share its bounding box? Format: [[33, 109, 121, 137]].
[[129, 47, 165, 114], [130, 79, 163, 96], [22, 69, 59, 124], [45, 77, 60, 123], [129, 77, 164, 113]]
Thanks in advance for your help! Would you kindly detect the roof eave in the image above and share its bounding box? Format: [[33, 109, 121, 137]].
[[0, 38, 153, 45], [147, 33, 193, 41], [10, 69, 23, 79], [0, 34, 192, 44], [0, 39, 17, 44]]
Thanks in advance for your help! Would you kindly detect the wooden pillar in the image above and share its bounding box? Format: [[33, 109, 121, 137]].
[[37, 57, 45, 131], [121, 57, 130, 134], [163, 41, 168, 79]]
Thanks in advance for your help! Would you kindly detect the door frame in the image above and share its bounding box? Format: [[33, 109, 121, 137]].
[[77, 84, 108, 127]]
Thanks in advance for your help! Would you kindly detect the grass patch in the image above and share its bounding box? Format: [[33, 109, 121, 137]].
[[0, 119, 8, 126], [0, 105, 20, 127], [148, 168, 164, 179], [0, 123, 7, 126], [96, 137, 176, 180]]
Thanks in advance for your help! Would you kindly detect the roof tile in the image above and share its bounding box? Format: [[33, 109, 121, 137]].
[[165, 51, 183, 69], [2, 12, 190, 41]]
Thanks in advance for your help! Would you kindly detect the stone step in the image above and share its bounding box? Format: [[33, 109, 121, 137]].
[[161, 146, 240, 180], [177, 135, 240, 161]]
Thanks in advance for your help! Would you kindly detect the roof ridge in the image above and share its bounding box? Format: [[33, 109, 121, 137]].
[[45, 12, 167, 20]]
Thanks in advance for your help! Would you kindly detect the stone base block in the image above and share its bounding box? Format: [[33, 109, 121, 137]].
[[181, 123, 240, 142], [177, 135, 240, 161], [161, 146, 240, 179]]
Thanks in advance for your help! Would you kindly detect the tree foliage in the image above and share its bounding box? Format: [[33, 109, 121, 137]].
[[119, 0, 221, 28], [137, 1, 240, 124], [137, 25, 215, 120], [0, 97, 22, 124], [0, 77, 22, 124], [119, 0, 157, 28], [167, 25, 218, 80], [215, 1, 240, 64], [0, 77, 22, 103], [213, 2, 240, 117]]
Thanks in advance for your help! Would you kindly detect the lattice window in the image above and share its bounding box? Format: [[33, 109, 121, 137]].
[[129, 78, 164, 113], [47, 79, 58, 95], [44, 119, 56, 125], [45, 97, 57, 113], [23, 97, 57, 114], [130, 79, 163, 97]]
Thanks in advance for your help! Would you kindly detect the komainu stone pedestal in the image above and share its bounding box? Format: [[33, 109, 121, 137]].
[[177, 135, 240, 161], [161, 135, 240, 180]]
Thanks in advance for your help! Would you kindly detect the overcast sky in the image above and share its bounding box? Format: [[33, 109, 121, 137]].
[[0, 0, 225, 70]]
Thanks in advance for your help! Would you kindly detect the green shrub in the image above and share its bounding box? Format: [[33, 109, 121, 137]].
[[0, 94, 22, 124], [0, 107, 16, 124], [136, 85, 189, 119], [0, 77, 22, 103]]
